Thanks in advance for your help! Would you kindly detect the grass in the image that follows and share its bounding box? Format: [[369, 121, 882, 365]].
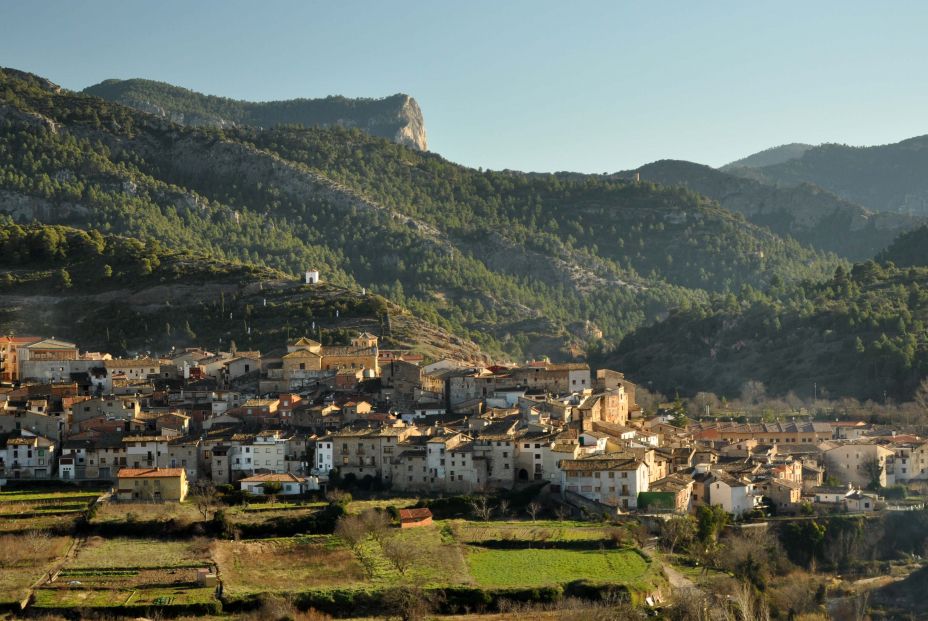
[[227, 503, 325, 526], [32, 585, 217, 609], [0, 490, 103, 503], [344, 497, 420, 514], [92, 500, 203, 525], [239, 501, 328, 513], [0, 535, 72, 605], [444, 519, 622, 544], [466, 547, 649, 588], [213, 536, 366, 595], [0, 513, 79, 533], [69, 537, 211, 569], [28, 537, 219, 614], [216, 526, 473, 597]]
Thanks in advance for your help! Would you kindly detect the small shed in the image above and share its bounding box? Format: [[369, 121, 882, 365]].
[[196, 568, 219, 587], [398, 507, 433, 528]]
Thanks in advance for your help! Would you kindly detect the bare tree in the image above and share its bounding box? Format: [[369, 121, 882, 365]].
[[470, 496, 493, 521], [191, 480, 220, 521], [554, 504, 570, 521], [382, 580, 441, 621], [382, 535, 417, 576], [526, 501, 542, 522], [359, 508, 390, 544], [335, 514, 367, 549], [335, 514, 376, 578], [728, 581, 770, 621], [497, 498, 510, 517], [740, 380, 767, 406]]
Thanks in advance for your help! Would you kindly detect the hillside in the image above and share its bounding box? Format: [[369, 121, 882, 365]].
[[721, 143, 812, 170], [725, 135, 928, 216], [83, 78, 428, 151], [601, 262, 928, 401], [616, 160, 920, 260], [0, 67, 842, 360], [0, 220, 487, 361], [876, 224, 928, 267]]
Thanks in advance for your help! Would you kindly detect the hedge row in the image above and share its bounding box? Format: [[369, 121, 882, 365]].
[[224, 580, 632, 617]]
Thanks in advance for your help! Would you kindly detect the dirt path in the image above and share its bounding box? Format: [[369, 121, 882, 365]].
[[663, 563, 697, 590]]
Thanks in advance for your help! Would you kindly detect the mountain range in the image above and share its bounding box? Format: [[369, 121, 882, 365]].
[[2, 66, 928, 400]]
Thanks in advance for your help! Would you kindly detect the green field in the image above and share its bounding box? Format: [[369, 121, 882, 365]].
[[467, 547, 650, 588], [445, 519, 624, 544], [0, 489, 103, 503], [69, 537, 211, 569]]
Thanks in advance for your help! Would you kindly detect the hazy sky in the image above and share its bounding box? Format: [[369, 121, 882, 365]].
[[3, 1, 927, 172]]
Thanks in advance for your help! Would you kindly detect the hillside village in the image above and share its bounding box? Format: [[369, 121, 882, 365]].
[[0, 331, 918, 518]]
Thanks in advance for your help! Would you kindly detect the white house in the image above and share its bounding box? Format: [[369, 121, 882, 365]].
[[708, 472, 758, 516], [813, 484, 858, 504], [122, 436, 170, 470], [578, 430, 610, 455], [0, 431, 57, 479], [560, 454, 649, 511], [314, 436, 333, 475], [239, 472, 318, 496], [888, 440, 928, 484]]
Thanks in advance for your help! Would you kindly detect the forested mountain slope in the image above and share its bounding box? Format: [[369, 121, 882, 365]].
[[0, 67, 842, 360], [615, 160, 920, 260], [0, 220, 486, 361], [725, 135, 928, 216], [83, 78, 427, 151], [876, 224, 928, 267], [721, 143, 812, 170], [603, 261, 928, 401]]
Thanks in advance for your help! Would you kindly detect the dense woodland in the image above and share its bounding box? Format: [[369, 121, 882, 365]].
[[608, 262, 928, 401], [0, 67, 842, 362], [876, 224, 928, 267]]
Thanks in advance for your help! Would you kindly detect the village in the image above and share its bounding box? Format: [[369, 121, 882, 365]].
[[0, 331, 919, 518]]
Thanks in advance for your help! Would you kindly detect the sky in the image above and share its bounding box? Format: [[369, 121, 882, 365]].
[[2, 1, 927, 173]]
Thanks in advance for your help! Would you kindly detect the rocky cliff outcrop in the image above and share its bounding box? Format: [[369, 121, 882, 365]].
[[83, 78, 428, 150]]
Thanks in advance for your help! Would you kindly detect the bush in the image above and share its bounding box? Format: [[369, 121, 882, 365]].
[[882, 484, 908, 500]]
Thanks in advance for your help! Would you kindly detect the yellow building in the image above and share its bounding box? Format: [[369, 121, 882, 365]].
[[116, 467, 189, 502], [282, 333, 379, 384]]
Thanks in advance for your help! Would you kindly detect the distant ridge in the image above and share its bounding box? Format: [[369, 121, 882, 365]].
[[83, 77, 428, 151], [722, 134, 928, 215], [615, 159, 922, 261], [721, 143, 813, 170]]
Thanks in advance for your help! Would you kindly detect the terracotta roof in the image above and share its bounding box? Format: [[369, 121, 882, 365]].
[[239, 473, 303, 483], [399, 507, 432, 521], [117, 467, 185, 478]]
